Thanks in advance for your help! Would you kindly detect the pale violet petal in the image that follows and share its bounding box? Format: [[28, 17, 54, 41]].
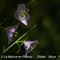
[[9, 28, 16, 33], [24, 41, 31, 50], [17, 4, 25, 12], [20, 18, 28, 26], [25, 12, 30, 21], [15, 11, 19, 20]]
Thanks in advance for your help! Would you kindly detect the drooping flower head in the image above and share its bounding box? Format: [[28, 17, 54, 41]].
[[15, 4, 30, 26], [24, 40, 38, 55], [5, 24, 18, 44]]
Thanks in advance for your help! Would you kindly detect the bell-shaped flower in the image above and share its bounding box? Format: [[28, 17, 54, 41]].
[[23, 40, 38, 55], [5, 24, 18, 44], [15, 4, 30, 26]]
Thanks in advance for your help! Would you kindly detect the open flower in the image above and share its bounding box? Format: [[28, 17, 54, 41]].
[[5, 24, 18, 44], [24, 40, 38, 55], [15, 4, 30, 26]]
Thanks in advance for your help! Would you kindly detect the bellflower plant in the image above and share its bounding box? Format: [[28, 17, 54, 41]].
[[15, 4, 30, 26], [3, 2, 37, 55]]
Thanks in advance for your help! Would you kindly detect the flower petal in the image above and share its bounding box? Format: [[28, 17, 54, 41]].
[[5, 24, 18, 43], [24, 40, 38, 55], [17, 4, 25, 12], [15, 4, 30, 26]]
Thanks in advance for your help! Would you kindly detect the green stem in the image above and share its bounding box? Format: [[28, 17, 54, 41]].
[[3, 25, 37, 53], [16, 38, 28, 53]]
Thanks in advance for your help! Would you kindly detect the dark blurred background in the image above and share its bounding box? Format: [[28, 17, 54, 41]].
[[0, 0, 60, 60]]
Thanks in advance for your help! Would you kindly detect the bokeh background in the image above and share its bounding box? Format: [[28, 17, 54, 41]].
[[0, 0, 60, 60]]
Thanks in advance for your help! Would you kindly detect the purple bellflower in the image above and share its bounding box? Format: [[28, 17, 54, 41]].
[[15, 4, 30, 26], [5, 24, 18, 44], [24, 40, 38, 56]]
